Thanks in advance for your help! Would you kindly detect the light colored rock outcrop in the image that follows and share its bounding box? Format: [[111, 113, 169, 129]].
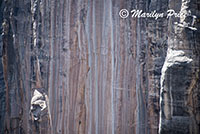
[[30, 89, 47, 121]]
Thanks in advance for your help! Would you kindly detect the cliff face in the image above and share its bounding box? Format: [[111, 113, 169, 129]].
[[0, 0, 199, 134], [159, 0, 200, 134]]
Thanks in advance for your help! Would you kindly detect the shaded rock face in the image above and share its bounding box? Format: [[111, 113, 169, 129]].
[[159, 0, 200, 134], [0, 0, 199, 134]]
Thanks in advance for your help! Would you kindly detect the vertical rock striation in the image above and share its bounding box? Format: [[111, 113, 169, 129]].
[[0, 1, 6, 134], [0, 0, 199, 134]]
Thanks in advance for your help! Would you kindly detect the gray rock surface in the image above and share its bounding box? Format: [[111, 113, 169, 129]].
[[0, 0, 199, 134], [159, 0, 200, 134]]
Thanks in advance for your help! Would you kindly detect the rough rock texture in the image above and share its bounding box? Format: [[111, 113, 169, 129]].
[[0, 1, 6, 133], [159, 0, 200, 134], [30, 88, 47, 121], [0, 0, 199, 134]]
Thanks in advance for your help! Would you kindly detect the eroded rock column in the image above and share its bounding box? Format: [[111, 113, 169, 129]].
[[159, 0, 200, 133]]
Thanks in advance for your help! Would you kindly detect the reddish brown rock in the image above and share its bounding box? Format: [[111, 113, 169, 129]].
[[0, 0, 199, 134]]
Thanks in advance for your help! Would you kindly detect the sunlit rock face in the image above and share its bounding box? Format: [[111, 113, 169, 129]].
[[0, 0, 199, 134]]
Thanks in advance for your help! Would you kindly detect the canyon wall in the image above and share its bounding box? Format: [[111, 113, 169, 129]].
[[159, 0, 200, 134], [0, 0, 199, 134]]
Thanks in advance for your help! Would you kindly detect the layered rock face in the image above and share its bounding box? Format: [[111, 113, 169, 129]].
[[0, 0, 199, 134]]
